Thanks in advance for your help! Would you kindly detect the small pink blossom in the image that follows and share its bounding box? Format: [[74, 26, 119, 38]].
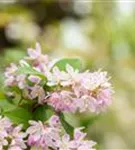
[[47, 66, 70, 87], [30, 85, 45, 104], [27, 43, 41, 59], [47, 91, 76, 112], [9, 125, 27, 150], [49, 115, 61, 127], [57, 128, 96, 150], [5, 63, 18, 77], [27, 43, 49, 65], [16, 74, 26, 89], [26, 120, 60, 149], [4, 63, 18, 87], [28, 75, 41, 84], [0, 116, 27, 150]]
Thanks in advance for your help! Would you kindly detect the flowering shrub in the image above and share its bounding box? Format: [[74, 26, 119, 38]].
[[0, 43, 113, 150]]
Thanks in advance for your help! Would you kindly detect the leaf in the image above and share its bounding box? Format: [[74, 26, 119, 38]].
[[33, 105, 54, 122], [0, 99, 32, 129], [4, 107, 32, 129], [0, 92, 5, 99], [53, 58, 82, 71], [59, 113, 74, 137], [0, 99, 16, 112], [80, 115, 100, 128], [16, 66, 46, 80]]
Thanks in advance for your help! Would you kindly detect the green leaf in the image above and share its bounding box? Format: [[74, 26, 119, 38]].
[[59, 113, 74, 137], [53, 58, 82, 71], [16, 66, 46, 80], [0, 92, 5, 99], [33, 105, 54, 122], [0, 99, 32, 129], [80, 115, 100, 128], [0, 99, 16, 112], [4, 107, 32, 129]]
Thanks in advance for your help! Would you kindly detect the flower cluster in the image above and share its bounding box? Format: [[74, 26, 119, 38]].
[[0, 116, 27, 150], [0, 115, 96, 150], [5, 43, 113, 114], [2, 43, 114, 150], [26, 115, 96, 150]]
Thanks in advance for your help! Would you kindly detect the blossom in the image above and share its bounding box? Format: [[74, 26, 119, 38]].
[[4, 62, 26, 89], [28, 75, 41, 84], [4, 63, 18, 87], [26, 116, 96, 150], [57, 134, 73, 150], [27, 43, 49, 68], [0, 116, 12, 138], [73, 70, 113, 113], [0, 116, 27, 150], [4, 43, 113, 114], [47, 66, 71, 87], [0, 116, 10, 150], [8, 125, 27, 150], [5, 63, 18, 77], [26, 120, 61, 149], [49, 115, 61, 127], [27, 43, 42, 59], [0, 136, 8, 150], [30, 85, 45, 104], [16, 74, 26, 89], [47, 68, 113, 113], [57, 128, 96, 150], [47, 91, 76, 112]]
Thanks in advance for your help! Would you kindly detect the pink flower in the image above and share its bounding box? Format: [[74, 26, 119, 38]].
[[4, 43, 113, 114], [72, 128, 96, 150], [0, 116, 12, 138], [30, 85, 45, 104], [27, 43, 49, 65], [47, 91, 76, 112], [26, 120, 60, 149], [5, 63, 18, 77], [16, 74, 26, 89], [27, 43, 41, 59], [47, 66, 71, 87], [0, 116, 27, 150], [72, 70, 113, 113], [0, 136, 8, 150], [8, 125, 27, 150], [4, 63, 18, 87], [49, 115, 61, 128], [57, 134, 73, 150], [28, 75, 41, 84], [57, 128, 96, 150]]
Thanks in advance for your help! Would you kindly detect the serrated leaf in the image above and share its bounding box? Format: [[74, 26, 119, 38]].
[[16, 66, 46, 80], [59, 113, 74, 138], [33, 105, 54, 122], [53, 58, 82, 71]]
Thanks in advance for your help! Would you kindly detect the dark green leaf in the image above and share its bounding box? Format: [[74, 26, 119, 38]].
[[33, 105, 54, 122], [53, 58, 82, 71], [59, 113, 74, 138]]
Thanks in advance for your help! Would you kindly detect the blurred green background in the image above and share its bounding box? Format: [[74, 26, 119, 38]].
[[0, 0, 135, 149]]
